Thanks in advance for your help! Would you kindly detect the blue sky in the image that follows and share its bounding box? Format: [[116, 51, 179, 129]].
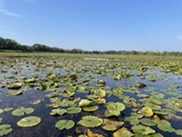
[[0, 0, 182, 51]]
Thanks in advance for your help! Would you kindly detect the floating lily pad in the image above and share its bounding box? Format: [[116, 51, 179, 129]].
[[0, 124, 13, 136], [66, 107, 81, 114], [78, 115, 103, 127], [113, 127, 133, 137], [101, 119, 124, 131], [12, 107, 34, 116], [0, 109, 3, 114], [8, 82, 22, 89], [124, 116, 139, 125], [31, 99, 41, 105], [135, 82, 147, 88], [50, 108, 67, 116], [79, 99, 93, 107], [140, 118, 157, 126], [17, 116, 41, 127], [175, 129, 182, 136], [87, 129, 104, 137], [3, 107, 13, 112], [7, 90, 23, 96], [82, 105, 99, 112], [94, 89, 106, 98], [141, 107, 153, 117], [157, 120, 175, 132], [104, 102, 125, 117], [132, 124, 155, 135], [55, 120, 75, 130]]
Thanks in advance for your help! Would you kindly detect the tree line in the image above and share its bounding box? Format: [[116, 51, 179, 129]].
[[0, 37, 182, 56]]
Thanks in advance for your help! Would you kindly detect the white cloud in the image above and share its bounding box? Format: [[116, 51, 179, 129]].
[[177, 35, 182, 40], [0, 7, 21, 18]]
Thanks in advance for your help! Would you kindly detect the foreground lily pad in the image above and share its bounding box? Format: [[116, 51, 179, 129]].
[[50, 108, 67, 116], [12, 107, 34, 116], [79, 99, 93, 107], [132, 124, 155, 135], [55, 120, 75, 130], [104, 102, 125, 117], [7, 90, 23, 96], [0, 124, 13, 136], [17, 116, 41, 127], [140, 118, 157, 126], [101, 119, 124, 131], [94, 89, 106, 98], [8, 82, 22, 89], [78, 115, 103, 127], [87, 129, 104, 137], [82, 105, 99, 112], [113, 127, 133, 137], [66, 107, 82, 114], [157, 120, 175, 132], [141, 107, 153, 117]]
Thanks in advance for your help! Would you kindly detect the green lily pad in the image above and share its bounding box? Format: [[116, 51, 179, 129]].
[[8, 82, 22, 89], [55, 120, 75, 130], [79, 99, 93, 107], [101, 119, 124, 131], [135, 82, 147, 88], [3, 107, 13, 112], [140, 118, 157, 126], [0, 118, 2, 123], [148, 75, 157, 82], [124, 116, 139, 125], [157, 120, 175, 132], [104, 102, 125, 117], [82, 105, 99, 112], [113, 127, 133, 137], [66, 107, 81, 114], [132, 124, 155, 135], [17, 116, 41, 127], [12, 107, 34, 116], [50, 108, 67, 116], [0, 124, 13, 136], [175, 129, 182, 136], [0, 109, 3, 114], [94, 89, 106, 98], [78, 115, 103, 127], [7, 90, 23, 96], [141, 107, 153, 117], [24, 78, 36, 83]]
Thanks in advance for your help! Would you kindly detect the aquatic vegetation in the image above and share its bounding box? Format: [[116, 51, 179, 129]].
[[0, 54, 182, 136], [17, 116, 41, 127]]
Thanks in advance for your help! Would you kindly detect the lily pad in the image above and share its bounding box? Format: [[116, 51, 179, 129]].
[[82, 105, 99, 112], [66, 107, 81, 114], [0, 124, 13, 136], [87, 129, 104, 137], [12, 107, 34, 116], [157, 120, 175, 132], [55, 120, 75, 130], [79, 99, 93, 107], [17, 116, 41, 127], [78, 115, 103, 127], [141, 107, 153, 117], [140, 118, 157, 126], [135, 82, 147, 88], [101, 119, 124, 131], [94, 89, 106, 98], [8, 82, 22, 89], [104, 102, 125, 117], [50, 108, 67, 116], [113, 127, 133, 137], [7, 90, 23, 96], [132, 124, 155, 135]]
